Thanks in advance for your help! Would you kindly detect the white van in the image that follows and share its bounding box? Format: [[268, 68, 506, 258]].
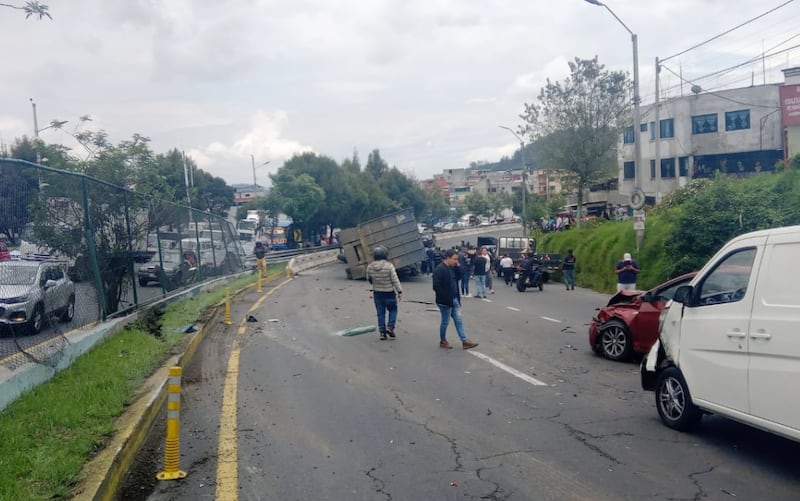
[[641, 224, 800, 442]]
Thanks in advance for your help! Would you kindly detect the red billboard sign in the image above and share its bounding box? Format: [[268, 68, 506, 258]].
[[780, 85, 800, 127]]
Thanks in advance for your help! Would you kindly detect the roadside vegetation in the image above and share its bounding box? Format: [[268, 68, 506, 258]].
[[0, 265, 282, 501], [538, 163, 800, 293]]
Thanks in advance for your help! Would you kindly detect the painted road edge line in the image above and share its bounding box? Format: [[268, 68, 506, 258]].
[[506, 306, 520, 311], [468, 351, 547, 386]]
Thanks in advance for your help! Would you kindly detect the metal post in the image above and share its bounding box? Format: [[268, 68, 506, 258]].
[[157, 366, 187, 480], [30, 98, 39, 137], [654, 56, 662, 202], [499, 125, 526, 236], [520, 140, 526, 237], [224, 287, 232, 325], [585, 0, 645, 248], [251, 154, 257, 190]]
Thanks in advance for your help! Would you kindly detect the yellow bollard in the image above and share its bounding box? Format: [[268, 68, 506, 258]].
[[157, 366, 187, 480], [224, 287, 232, 325], [257, 261, 263, 293]]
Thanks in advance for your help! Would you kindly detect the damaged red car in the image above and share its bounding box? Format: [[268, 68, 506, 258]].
[[589, 273, 696, 361]]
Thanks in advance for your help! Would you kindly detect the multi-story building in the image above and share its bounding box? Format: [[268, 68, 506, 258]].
[[619, 83, 784, 202]]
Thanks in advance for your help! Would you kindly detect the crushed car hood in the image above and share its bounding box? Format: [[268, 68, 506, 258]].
[[605, 289, 644, 307]]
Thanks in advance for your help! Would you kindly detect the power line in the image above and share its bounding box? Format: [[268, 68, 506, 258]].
[[659, 41, 800, 96], [659, 64, 781, 109], [661, 0, 796, 63]]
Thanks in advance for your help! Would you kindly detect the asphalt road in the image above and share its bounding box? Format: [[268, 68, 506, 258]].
[[121, 260, 800, 500]]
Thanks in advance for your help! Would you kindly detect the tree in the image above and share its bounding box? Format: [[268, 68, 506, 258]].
[[269, 171, 324, 235], [520, 56, 629, 224], [464, 191, 489, 217], [487, 192, 510, 221], [365, 149, 389, 180], [1, 1, 51, 19]]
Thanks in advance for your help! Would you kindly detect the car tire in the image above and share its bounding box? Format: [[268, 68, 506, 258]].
[[139, 278, 148, 287], [655, 366, 702, 431], [599, 319, 633, 361], [60, 295, 75, 322], [28, 303, 45, 334]]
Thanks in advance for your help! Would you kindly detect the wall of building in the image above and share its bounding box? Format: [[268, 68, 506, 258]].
[[619, 84, 784, 198]]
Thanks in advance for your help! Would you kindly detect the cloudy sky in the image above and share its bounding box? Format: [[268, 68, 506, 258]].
[[1, 0, 798, 185]]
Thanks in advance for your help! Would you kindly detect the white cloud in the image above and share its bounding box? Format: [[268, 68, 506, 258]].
[[0, 0, 796, 184]]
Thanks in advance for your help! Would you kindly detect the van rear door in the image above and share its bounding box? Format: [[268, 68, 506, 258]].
[[747, 233, 800, 432]]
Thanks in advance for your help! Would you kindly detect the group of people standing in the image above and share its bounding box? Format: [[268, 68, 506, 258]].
[[367, 245, 479, 350], [364, 242, 640, 351]]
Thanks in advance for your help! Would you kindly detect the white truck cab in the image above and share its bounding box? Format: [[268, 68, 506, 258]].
[[641, 224, 800, 442]]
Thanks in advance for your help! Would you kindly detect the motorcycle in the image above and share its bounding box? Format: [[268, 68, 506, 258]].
[[515, 264, 544, 292]]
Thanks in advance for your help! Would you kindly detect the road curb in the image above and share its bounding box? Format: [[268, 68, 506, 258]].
[[71, 272, 282, 501]]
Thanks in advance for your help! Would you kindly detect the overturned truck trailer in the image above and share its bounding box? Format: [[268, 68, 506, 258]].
[[339, 209, 425, 280]]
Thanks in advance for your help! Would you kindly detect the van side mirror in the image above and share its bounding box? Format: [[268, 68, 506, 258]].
[[673, 285, 693, 305]]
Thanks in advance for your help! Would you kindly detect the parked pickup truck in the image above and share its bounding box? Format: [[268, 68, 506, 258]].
[[535, 252, 562, 283]]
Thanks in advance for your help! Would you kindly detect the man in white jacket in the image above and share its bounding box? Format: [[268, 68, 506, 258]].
[[366, 246, 403, 340]]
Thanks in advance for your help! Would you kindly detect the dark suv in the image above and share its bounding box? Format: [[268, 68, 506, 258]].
[[0, 260, 76, 334]]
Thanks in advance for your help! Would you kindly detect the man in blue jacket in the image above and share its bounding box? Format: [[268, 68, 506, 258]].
[[432, 249, 479, 350]]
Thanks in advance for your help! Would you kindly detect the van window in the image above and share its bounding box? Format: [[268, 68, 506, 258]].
[[696, 248, 756, 306]]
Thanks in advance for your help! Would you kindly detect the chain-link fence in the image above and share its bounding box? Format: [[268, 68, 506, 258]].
[[0, 159, 244, 365]]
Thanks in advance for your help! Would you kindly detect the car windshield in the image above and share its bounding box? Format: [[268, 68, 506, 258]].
[[0, 265, 37, 286]]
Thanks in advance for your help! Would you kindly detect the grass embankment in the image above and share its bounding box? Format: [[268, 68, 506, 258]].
[[537, 215, 675, 293], [0, 265, 283, 501]]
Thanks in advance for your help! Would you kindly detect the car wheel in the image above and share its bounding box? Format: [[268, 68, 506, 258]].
[[28, 303, 45, 334], [60, 295, 75, 322], [599, 319, 633, 361], [516, 276, 527, 292], [655, 366, 702, 431], [139, 278, 148, 287]]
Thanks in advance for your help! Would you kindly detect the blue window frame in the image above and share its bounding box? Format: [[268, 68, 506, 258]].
[[725, 110, 750, 131], [661, 158, 676, 178], [679, 156, 688, 177], [640, 123, 648, 132], [649, 122, 656, 140], [660, 118, 674, 139], [623, 161, 635, 179], [692, 114, 718, 134], [650, 159, 656, 179], [623, 126, 635, 144]]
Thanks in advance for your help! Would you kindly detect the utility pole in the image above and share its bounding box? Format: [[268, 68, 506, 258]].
[[499, 125, 526, 237], [585, 0, 645, 250], [30, 98, 39, 137]]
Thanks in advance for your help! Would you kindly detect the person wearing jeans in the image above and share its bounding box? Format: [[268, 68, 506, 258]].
[[432, 249, 479, 350], [562, 249, 576, 290], [366, 246, 403, 340], [458, 247, 472, 297], [472, 247, 488, 298]]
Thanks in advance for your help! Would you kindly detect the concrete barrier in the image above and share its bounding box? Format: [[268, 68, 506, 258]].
[[287, 249, 340, 276]]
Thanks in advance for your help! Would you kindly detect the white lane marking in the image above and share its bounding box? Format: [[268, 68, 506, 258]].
[[506, 306, 520, 312], [541, 316, 562, 323], [468, 351, 547, 386]]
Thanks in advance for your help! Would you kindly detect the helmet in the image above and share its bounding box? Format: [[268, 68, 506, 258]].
[[372, 246, 389, 260]]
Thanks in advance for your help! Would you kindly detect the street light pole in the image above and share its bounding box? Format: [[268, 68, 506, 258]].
[[251, 155, 271, 192], [499, 125, 526, 237], [30, 98, 40, 137], [585, 0, 645, 249]]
